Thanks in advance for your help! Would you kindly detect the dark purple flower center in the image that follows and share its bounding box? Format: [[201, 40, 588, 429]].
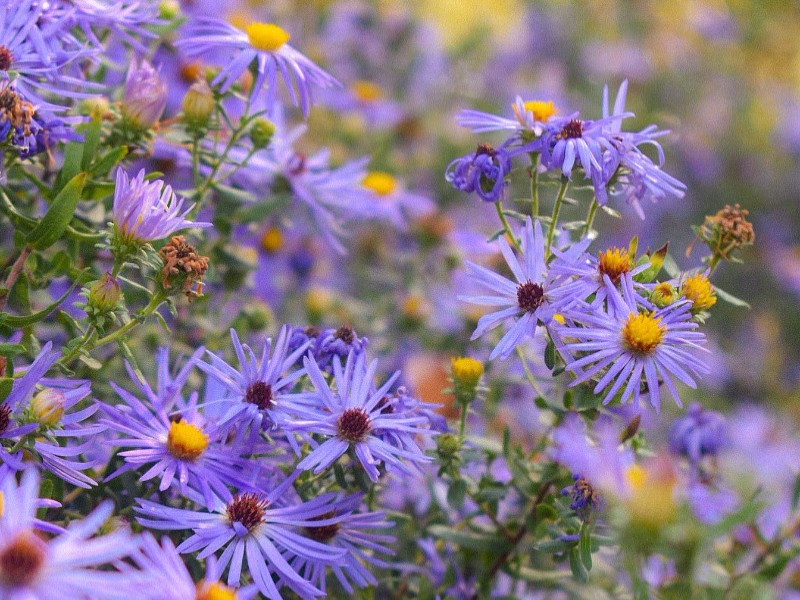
[[517, 281, 544, 312], [245, 381, 274, 410], [0, 47, 13, 72], [0, 404, 10, 435], [0, 532, 46, 587], [560, 119, 583, 139], [305, 325, 320, 337], [303, 511, 341, 542], [335, 325, 355, 344], [375, 396, 395, 415], [337, 408, 371, 442], [226, 493, 268, 530]]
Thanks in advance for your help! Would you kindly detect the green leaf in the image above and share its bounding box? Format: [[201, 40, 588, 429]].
[[544, 338, 556, 370], [427, 525, 510, 553], [791, 472, 800, 510], [714, 285, 751, 308], [634, 242, 668, 283], [569, 546, 589, 583], [516, 567, 571, 584], [0, 274, 85, 327], [0, 377, 13, 402], [26, 172, 89, 250], [447, 479, 468, 510], [0, 343, 26, 355], [579, 524, 593, 571], [80, 113, 103, 171], [88, 146, 129, 177]]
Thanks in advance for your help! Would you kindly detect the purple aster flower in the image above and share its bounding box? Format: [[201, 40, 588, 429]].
[[229, 104, 371, 253], [175, 18, 339, 117], [685, 480, 739, 525], [356, 171, 435, 229], [131, 534, 259, 600], [548, 238, 651, 309], [598, 81, 686, 216], [287, 352, 434, 482], [668, 403, 728, 464], [121, 57, 167, 129], [112, 168, 211, 243], [0, 469, 143, 600], [456, 96, 558, 137], [458, 217, 557, 360], [195, 325, 314, 437], [135, 474, 348, 599], [290, 494, 395, 594], [445, 140, 517, 203], [0, 0, 99, 110], [1, 342, 103, 488], [314, 325, 369, 371], [101, 351, 271, 509], [558, 273, 709, 411], [64, 0, 162, 53], [551, 414, 636, 495]]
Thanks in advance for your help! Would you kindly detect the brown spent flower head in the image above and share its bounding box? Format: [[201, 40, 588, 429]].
[[159, 235, 209, 300], [699, 204, 755, 260], [0, 531, 47, 587], [0, 403, 11, 435]]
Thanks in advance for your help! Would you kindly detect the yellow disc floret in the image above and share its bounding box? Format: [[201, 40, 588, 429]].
[[597, 247, 633, 284], [246, 22, 290, 52], [362, 171, 397, 196], [650, 282, 677, 308], [513, 100, 557, 126], [351, 80, 383, 102], [0, 491, 4, 517], [166, 419, 209, 461], [451, 357, 484, 389], [260, 226, 283, 253], [624, 464, 647, 491], [196, 581, 238, 600], [622, 312, 665, 355], [681, 274, 716, 311]]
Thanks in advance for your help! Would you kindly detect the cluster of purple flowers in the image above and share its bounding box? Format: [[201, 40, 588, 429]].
[[448, 80, 686, 213]]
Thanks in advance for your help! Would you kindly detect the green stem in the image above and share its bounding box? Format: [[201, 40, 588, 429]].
[[494, 201, 521, 252], [546, 179, 569, 258], [530, 153, 540, 217], [583, 199, 598, 237], [93, 293, 165, 348], [516, 345, 544, 397], [458, 401, 469, 439], [59, 325, 97, 366]]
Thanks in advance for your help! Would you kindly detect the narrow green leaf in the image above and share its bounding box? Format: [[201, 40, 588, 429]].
[[447, 479, 468, 510], [579, 524, 593, 571], [26, 172, 89, 250], [0, 343, 26, 355], [0, 274, 84, 327], [428, 525, 510, 553], [544, 338, 556, 370], [88, 146, 129, 177], [80, 113, 103, 170], [714, 285, 751, 308], [0, 377, 13, 402], [516, 567, 571, 584], [791, 472, 800, 510], [569, 547, 589, 583]]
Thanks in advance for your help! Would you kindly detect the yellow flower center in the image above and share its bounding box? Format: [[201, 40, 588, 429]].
[[402, 295, 424, 319], [624, 464, 647, 491], [30, 388, 65, 427], [246, 22, 290, 52], [350, 80, 383, 102], [450, 357, 484, 388], [622, 312, 665, 355], [362, 171, 397, 196], [0, 491, 3, 517], [166, 419, 209, 461], [597, 247, 633, 284], [551, 313, 566, 325], [513, 100, 557, 125], [681, 274, 716, 311], [196, 581, 238, 600], [260, 226, 283, 253]]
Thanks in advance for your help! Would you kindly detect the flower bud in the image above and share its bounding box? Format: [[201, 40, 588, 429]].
[[681, 273, 716, 311], [649, 282, 677, 308], [159, 0, 180, 20], [88, 273, 121, 311], [250, 117, 276, 149], [78, 97, 111, 119], [122, 59, 167, 130], [451, 357, 483, 390], [30, 388, 65, 427], [436, 433, 462, 460], [182, 79, 215, 127]]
